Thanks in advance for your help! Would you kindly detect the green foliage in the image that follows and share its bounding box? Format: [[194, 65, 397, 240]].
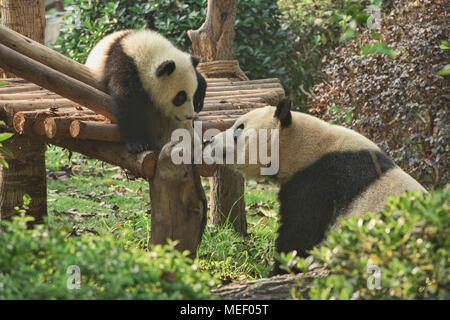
[[361, 42, 400, 59], [0, 214, 217, 299], [197, 222, 276, 281], [310, 0, 449, 189], [0, 126, 14, 168], [56, 0, 206, 63], [276, 0, 386, 107], [287, 187, 449, 300]]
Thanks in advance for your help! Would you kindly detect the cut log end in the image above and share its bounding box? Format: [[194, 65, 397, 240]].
[[44, 117, 57, 138], [12, 112, 26, 134]]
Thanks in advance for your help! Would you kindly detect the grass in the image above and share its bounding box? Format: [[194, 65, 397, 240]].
[[45, 146, 279, 281]]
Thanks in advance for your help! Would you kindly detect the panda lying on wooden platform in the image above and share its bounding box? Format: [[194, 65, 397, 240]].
[[208, 98, 426, 273], [85, 29, 206, 154]]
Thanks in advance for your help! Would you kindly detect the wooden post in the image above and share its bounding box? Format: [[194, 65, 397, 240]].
[[149, 141, 207, 258], [189, 0, 247, 235], [0, 0, 47, 225], [0, 136, 47, 224]]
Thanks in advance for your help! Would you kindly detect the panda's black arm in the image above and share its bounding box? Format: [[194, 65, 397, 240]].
[[193, 70, 207, 113], [109, 89, 155, 154]]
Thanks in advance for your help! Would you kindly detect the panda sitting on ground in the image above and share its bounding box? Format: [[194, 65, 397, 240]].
[[207, 98, 426, 274], [85, 29, 207, 154]]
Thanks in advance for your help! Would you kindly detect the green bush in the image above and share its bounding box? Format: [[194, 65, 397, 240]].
[[309, 0, 449, 189], [0, 215, 217, 299], [286, 187, 449, 300]]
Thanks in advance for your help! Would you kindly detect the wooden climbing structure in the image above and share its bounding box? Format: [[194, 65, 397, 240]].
[[0, 0, 285, 257]]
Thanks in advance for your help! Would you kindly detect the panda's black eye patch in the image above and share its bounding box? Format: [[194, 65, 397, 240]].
[[234, 123, 244, 141], [173, 91, 187, 107]]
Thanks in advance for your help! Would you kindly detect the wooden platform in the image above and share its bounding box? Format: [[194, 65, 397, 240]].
[[0, 77, 284, 139], [0, 77, 284, 178]]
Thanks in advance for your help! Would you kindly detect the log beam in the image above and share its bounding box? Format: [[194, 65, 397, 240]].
[[0, 25, 105, 92], [52, 138, 156, 179], [0, 44, 115, 120]]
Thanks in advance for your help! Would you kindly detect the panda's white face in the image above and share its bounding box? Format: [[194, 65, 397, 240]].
[[207, 106, 280, 178], [121, 31, 198, 122]]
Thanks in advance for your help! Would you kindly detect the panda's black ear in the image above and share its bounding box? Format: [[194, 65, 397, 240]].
[[191, 55, 201, 68], [274, 97, 292, 128], [156, 60, 176, 77]]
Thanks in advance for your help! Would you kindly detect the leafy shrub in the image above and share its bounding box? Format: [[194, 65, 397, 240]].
[[277, 0, 392, 108], [309, 0, 449, 189], [0, 124, 14, 168], [286, 186, 449, 300], [0, 215, 217, 299]]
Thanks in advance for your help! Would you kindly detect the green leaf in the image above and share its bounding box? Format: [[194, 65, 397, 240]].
[[340, 27, 356, 42], [0, 81, 10, 87], [370, 30, 382, 40], [0, 132, 14, 142], [0, 156, 9, 168], [439, 40, 450, 50], [330, 104, 343, 113], [345, 111, 354, 124], [0, 146, 14, 159], [361, 42, 400, 59], [437, 64, 450, 76]]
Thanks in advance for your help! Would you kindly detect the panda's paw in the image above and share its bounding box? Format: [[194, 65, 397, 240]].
[[126, 141, 153, 154]]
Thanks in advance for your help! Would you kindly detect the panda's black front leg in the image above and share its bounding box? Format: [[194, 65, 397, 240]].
[[110, 92, 155, 154]]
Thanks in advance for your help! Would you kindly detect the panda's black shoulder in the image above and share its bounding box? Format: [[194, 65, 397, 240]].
[[103, 32, 145, 98]]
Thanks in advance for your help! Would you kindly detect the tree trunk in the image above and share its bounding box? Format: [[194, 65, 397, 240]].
[[188, 0, 237, 62], [209, 167, 246, 235], [0, 0, 47, 226], [0, 0, 45, 78], [188, 0, 247, 235], [0, 0, 45, 44], [0, 136, 47, 224]]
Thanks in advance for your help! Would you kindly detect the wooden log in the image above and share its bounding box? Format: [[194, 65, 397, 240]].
[[0, 25, 105, 92], [70, 120, 122, 142], [52, 138, 156, 179], [0, 92, 59, 100], [206, 78, 282, 86], [202, 118, 237, 131], [0, 84, 42, 94], [0, 102, 82, 128], [44, 115, 106, 139], [206, 90, 285, 102], [206, 82, 284, 92], [69, 117, 236, 144], [149, 141, 207, 258], [0, 44, 115, 120], [202, 101, 267, 111], [0, 98, 79, 110], [13, 108, 95, 135]]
